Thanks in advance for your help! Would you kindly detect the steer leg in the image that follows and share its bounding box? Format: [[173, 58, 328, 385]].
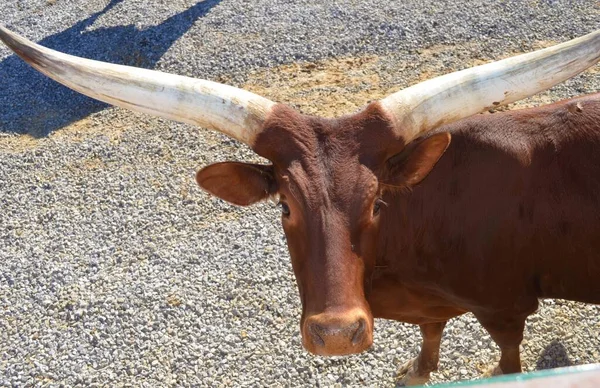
[[397, 321, 447, 386], [476, 314, 528, 377]]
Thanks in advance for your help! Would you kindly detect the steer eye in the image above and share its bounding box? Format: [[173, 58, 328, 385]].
[[279, 202, 291, 217], [373, 199, 386, 217]]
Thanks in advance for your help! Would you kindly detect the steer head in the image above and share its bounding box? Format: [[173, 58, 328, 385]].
[[2, 26, 599, 356], [196, 103, 451, 355]]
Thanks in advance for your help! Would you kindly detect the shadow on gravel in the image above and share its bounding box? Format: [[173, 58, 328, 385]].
[[0, 0, 221, 137], [535, 340, 572, 370]]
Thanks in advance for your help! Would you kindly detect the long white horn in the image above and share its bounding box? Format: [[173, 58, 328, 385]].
[[0, 26, 275, 146], [380, 30, 600, 142]]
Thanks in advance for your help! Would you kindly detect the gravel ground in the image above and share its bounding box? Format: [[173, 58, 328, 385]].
[[1, 0, 599, 386]]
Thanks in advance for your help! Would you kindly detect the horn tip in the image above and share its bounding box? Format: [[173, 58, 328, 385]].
[[0, 26, 47, 69], [0, 25, 22, 50]]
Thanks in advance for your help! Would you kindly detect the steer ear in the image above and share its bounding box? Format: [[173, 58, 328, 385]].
[[383, 132, 451, 188], [196, 162, 277, 206]]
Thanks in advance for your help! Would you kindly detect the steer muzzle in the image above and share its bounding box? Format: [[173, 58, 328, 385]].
[[302, 309, 373, 356]]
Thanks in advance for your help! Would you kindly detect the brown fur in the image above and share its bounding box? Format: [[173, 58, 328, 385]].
[[197, 93, 600, 381]]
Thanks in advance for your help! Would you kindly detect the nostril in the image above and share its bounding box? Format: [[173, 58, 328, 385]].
[[351, 319, 366, 345], [308, 323, 325, 347]]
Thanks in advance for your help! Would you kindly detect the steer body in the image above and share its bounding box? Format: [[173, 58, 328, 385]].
[[368, 93, 600, 383], [374, 93, 600, 314]]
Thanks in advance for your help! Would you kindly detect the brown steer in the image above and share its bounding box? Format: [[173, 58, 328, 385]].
[[2, 26, 600, 385]]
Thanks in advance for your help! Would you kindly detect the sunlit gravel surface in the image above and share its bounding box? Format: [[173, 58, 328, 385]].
[[1, 0, 599, 386]]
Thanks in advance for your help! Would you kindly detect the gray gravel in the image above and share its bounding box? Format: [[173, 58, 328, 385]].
[[1, 0, 599, 387]]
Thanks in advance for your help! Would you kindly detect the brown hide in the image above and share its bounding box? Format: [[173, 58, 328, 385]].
[[368, 94, 600, 380], [372, 93, 600, 319]]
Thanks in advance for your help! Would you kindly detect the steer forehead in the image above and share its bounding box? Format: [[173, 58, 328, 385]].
[[283, 160, 378, 214], [254, 104, 395, 209]]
